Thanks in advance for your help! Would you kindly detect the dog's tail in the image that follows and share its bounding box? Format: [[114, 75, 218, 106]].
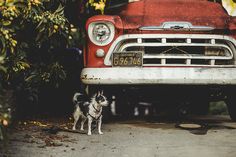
[[73, 92, 90, 104], [73, 92, 83, 105]]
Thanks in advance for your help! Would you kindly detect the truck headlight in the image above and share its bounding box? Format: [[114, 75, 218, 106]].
[[88, 22, 115, 46]]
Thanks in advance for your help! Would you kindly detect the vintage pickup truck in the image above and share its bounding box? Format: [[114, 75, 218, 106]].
[[81, 0, 236, 120]]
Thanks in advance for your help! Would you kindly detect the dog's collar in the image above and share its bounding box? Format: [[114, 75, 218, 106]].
[[92, 104, 101, 113], [88, 113, 102, 120]]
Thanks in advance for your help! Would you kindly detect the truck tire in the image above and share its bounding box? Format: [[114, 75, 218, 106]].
[[225, 95, 236, 121], [190, 99, 209, 115], [115, 91, 136, 118]]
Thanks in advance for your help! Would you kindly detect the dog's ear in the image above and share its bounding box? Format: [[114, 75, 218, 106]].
[[96, 91, 100, 96]]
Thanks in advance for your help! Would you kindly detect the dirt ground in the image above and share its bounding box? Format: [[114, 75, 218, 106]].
[[1, 115, 236, 157]]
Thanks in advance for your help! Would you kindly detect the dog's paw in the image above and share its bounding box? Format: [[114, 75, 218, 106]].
[[80, 128, 84, 131], [72, 127, 76, 131], [87, 132, 92, 136], [98, 131, 103, 135]]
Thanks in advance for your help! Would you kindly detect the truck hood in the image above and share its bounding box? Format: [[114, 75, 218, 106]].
[[119, 0, 230, 30]]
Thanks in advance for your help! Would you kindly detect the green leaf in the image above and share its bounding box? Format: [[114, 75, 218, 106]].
[[36, 19, 44, 29], [2, 21, 12, 26], [25, 74, 37, 82], [0, 65, 7, 73], [54, 4, 64, 15], [0, 36, 6, 55], [0, 55, 5, 63]]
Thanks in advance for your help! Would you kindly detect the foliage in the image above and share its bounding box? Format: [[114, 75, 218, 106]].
[[87, 0, 106, 14], [0, 0, 79, 141], [0, 0, 78, 84], [222, 0, 236, 16], [209, 101, 229, 115], [0, 0, 110, 142]]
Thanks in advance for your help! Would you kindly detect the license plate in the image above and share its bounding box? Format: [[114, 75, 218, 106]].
[[112, 52, 143, 67]]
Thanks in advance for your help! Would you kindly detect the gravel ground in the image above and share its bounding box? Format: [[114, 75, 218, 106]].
[[1, 115, 236, 157]]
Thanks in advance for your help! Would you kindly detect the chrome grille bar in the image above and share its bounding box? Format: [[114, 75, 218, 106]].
[[104, 34, 236, 66], [143, 54, 231, 60]]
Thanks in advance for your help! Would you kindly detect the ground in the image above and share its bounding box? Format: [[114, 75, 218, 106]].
[[1, 115, 236, 157]]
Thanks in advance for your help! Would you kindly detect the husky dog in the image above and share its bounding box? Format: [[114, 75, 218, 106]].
[[72, 91, 108, 135]]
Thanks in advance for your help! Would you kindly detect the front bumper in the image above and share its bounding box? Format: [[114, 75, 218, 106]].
[[81, 67, 236, 85]]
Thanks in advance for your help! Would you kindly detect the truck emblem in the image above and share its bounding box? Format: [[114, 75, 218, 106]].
[[139, 22, 215, 31]]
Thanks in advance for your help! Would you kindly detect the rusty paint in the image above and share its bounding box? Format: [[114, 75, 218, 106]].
[[81, 74, 101, 81]]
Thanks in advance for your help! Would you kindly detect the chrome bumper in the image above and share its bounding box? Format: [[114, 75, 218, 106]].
[[81, 67, 236, 85]]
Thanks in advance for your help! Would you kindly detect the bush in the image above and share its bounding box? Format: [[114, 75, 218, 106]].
[[209, 101, 229, 115], [0, 0, 107, 141], [0, 0, 79, 141]]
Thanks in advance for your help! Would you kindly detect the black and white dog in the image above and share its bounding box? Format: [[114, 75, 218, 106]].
[[72, 91, 108, 135]]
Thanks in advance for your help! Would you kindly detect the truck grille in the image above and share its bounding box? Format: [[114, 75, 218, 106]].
[[104, 34, 236, 67]]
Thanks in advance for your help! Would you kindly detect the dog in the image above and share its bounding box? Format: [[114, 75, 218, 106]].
[[72, 91, 108, 135]]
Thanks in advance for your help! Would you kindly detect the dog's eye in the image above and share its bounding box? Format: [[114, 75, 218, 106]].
[[96, 95, 106, 102]]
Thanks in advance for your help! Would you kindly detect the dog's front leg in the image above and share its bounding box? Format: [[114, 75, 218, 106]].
[[87, 116, 93, 135], [98, 115, 103, 135], [72, 115, 80, 130], [80, 116, 86, 131]]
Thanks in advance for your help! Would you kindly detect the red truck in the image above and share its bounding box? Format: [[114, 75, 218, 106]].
[[81, 0, 236, 120]]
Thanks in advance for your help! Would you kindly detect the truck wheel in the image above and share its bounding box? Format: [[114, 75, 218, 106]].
[[225, 95, 236, 121], [190, 100, 209, 115], [102, 104, 112, 122], [102, 89, 112, 122], [115, 92, 134, 118]]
